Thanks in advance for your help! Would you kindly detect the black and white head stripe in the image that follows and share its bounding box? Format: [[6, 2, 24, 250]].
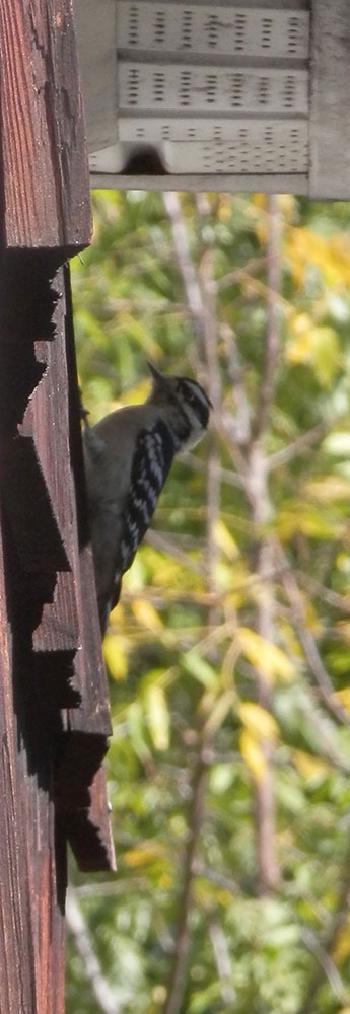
[[175, 377, 212, 429], [117, 419, 174, 584]]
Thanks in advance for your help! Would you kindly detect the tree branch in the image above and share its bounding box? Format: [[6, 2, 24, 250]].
[[162, 756, 207, 1014], [66, 891, 120, 1014], [196, 213, 222, 627], [253, 195, 281, 442], [162, 191, 204, 344], [182, 449, 245, 490], [162, 192, 224, 1014], [145, 529, 205, 574], [299, 928, 349, 1009], [297, 570, 350, 614], [192, 859, 239, 896], [244, 197, 282, 893], [220, 321, 252, 446], [277, 546, 350, 726], [217, 256, 266, 291], [268, 422, 329, 470], [209, 919, 236, 1008]]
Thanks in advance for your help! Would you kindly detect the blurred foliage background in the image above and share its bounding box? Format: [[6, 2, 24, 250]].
[[67, 191, 350, 1014]]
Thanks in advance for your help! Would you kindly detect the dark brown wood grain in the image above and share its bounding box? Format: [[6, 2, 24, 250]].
[[0, 2, 114, 1009], [0, 0, 91, 249], [0, 506, 66, 1014]]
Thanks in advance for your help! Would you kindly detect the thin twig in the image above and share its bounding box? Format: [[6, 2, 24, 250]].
[[246, 196, 282, 893], [108, 297, 191, 315], [217, 256, 267, 291], [182, 449, 245, 490], [297, 570, 350, 614], [66, 891, 120, 1014], [197, 234, 222, 628], [215, 414, 251, 484], [162, 757, 207, 1014], [292, 692, 350, 775], [299, 928, 349, 1008], [220, 321, 252, 446], [253, 195, 281, 442], [192, 859, 239, 896], [277, 546, 350, 726], [268, 422, 329, 470], [209, 919, 236, 1008], [145, 529, 205, 573], [162, 193, 223, 1014], [162, 191, 204, 342]]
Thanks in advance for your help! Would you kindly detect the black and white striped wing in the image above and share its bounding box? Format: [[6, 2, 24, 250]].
[[115, 419, 174, 593]]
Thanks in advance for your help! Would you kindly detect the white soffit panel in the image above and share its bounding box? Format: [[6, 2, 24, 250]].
[[81, 1, 311, 187], [117, 4, 309, 60], [119, 64, 308, 115]]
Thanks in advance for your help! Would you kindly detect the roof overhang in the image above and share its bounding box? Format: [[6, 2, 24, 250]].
[[75, 1, 350, 198]]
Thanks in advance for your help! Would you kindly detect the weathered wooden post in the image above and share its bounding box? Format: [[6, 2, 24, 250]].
[[0, 3, 114, 1011]]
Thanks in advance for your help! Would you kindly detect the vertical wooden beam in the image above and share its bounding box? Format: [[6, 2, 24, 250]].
[[0, 0, 91, 247], [0, 2, 114, 1011]]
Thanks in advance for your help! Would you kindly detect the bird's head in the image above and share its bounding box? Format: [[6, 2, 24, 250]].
[[147, 362, 212, 449]]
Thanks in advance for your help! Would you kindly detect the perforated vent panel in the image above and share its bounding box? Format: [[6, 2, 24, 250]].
[[88, 1, 311, 179], [165, 130, 308, 174], [119, 63, 308, 115], [90, 120, 308, 175], [118, 4, 309, 61]]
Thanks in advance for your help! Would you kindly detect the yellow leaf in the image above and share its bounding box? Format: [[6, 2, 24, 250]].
[[237, 627, 294, 682], [277, 506, 338, 541], [252, 194, 267, 210], [145, 684, 169, 751], [276, 194, 296, 220], [213, 519, 239, 561], [278, 621, 302, 661], [332, 918, 350, 963], [293, 750, 330, 781], [286, 316, 340, 387], [221, 641, 239, 688], [303, 600, 324, 637], [239, 729, 267, 783], [143, 553, 185, 587], [119, 378, 150, 407], [131, 598, 163, 632], [124, 842, 166, 867], [336, 622, 350, 645], [334, 688, 350, 712], [305, 477, 350, 502], [237, 701, 278, 742], [337, 553, 350, 573], [285, 227, 350, 289], [103, 635, 128, 680], [324, 432, 350, 456], [203, 690, 236, 738], [109, 600, 125, 626]]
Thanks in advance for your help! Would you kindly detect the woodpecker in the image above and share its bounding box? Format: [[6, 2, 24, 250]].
[[83, 363, 211, 634]]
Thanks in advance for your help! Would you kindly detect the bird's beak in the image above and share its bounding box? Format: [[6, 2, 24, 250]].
[[147, 361, 164, 385]]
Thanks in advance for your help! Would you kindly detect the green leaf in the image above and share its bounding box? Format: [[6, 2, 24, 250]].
[[145, 685, 169, 751], [183, 651, 218, 688]]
